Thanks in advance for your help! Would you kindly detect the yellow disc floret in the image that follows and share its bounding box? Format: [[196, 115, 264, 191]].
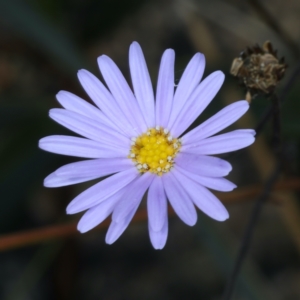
[[129, 127, 181, 176]]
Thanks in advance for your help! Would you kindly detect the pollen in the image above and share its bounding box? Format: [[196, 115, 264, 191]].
[[129, 127, 181, 176]]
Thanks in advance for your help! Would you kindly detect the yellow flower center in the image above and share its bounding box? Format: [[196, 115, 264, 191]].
[[129, 127, 181, 176]]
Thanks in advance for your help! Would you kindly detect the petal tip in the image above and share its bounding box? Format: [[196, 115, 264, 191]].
[[97, 55, 110, 65], [105, 234, 115, 245], [43, 178, 51, 187], [66, 203, 77, 215], [77, 69, 86, 79], [216, 210, 229, 221], [184, 216, 197, 227], [130, 41, 140, 48], [224, 161, 233, 175], [215, 70, 225, 80], [38, 138, 46, 150], [77, 223, 88, 234], [56, 90, 65, 99], [241, 99, 250, 107], [152, 244, 164, 250], [195, 52, 205, 62]]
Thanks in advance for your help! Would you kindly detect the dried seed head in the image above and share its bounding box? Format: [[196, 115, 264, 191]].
[[230, 41, 287, 102]]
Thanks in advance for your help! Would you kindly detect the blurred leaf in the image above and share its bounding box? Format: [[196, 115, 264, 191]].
[[0, 0, 88, 75]]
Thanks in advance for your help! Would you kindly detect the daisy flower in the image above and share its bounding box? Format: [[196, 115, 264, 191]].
[[39, 42, 255, 249]]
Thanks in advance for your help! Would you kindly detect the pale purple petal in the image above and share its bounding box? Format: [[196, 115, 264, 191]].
[[39, 135, 128, 158], [66, 168, 139, 214], [155, 49, 175, 128], [39, 43, 257, 249], [112, 172, 154, 222], [97, 55, 147, 135], [170, 71, 225, 137], [167, 53, 205, 129], [77, 69, 133, 136], [175, 152, 232, 177], [181, 130, 255, 155], [147, 176, 168, 231], [105, 208, 137, 244], [183, 100, 250, 143], [173, 169, 229, 221], [235, 129, 256, 136], [44, 172, 99, 188], [49, 108, 130, 148], [129, 42, 155, 127], [176, 165, 236, 192], [56, 91, 124, 135], [162, 171, 197, 226], [77, 186, 127, 233], [148, 220, 168, 250], [55, 158, 133, 178]]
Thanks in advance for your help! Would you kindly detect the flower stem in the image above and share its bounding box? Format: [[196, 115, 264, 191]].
[[271, 94, 281, 156], [222, 164, 281, 300]]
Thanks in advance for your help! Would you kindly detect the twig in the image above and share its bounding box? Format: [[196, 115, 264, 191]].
[[254, 60, 300, 137], [271, 94, 281, 155], [248, 0, 300, 58], [1, 177, 300, 252], [0, 208, 147, 252], [222, 164, 281, 300]]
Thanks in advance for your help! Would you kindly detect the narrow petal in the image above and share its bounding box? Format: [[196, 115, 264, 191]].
[[167, 53, 205, 129], [176, 165, 236, 192], [112, 172, 154, 222], [182, 100, 250, 143], [173, 169, 229, 221], [49, 108, 130, 148], [147, 176, 168, 231], [129, 42, 155, 127], [39, 135, 128, 158], [55, 158, 133, 178], [148, 220, 168, 250], [175, 152, 232, 177], [56, 91, 124, 135], [105, 208, 137, 244], [170, 71, 225, 137], [44, 172, 99, 188], [162, 172, 197, 226], [155, 49, 175, 127], [66, 168, 139, 214], [97, 55, 147, 135], [235, 129, 256, 136], [181, 130, 255, 155], [77, 186, 126, 233], [77, 69, 133, 136]]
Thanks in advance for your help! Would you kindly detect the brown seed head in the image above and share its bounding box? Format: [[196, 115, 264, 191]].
[[230, 41, 287, 102]]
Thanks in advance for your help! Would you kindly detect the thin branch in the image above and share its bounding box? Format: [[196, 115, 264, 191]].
[[216, 177, 300, 203], [222, 164, 281, 300], [249, 0, 300, 58], [271, 93, 281, 155], [254, 60, 300, 137], [0, 209, 148, 252], [1, 177, 300, 252]]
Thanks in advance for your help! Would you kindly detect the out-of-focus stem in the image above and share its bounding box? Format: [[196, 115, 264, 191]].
[[1, 178, 300, 252], [222, 165, 281, 300], [271, 94, 281, 156], [249, 0, 300, 58]]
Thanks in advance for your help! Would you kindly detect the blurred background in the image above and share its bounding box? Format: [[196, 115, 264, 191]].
[[0, 0, 300, 299]]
